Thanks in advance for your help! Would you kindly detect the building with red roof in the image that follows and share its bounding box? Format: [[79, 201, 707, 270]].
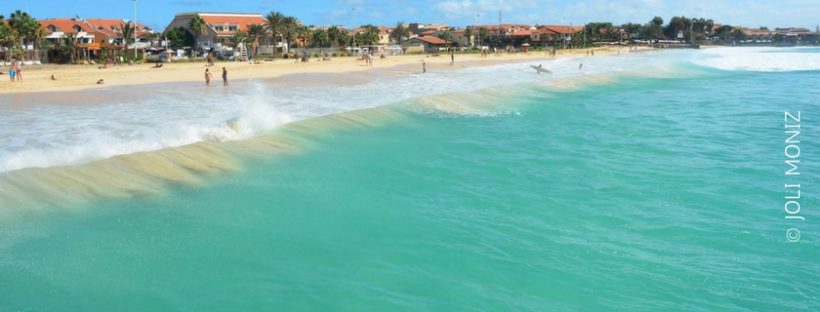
[[534, 25, 584, 44], [402, 36, 450, 53], [164, 12, 277, 49], [40, 17, 154, 46], [39, 18, 96, 45]]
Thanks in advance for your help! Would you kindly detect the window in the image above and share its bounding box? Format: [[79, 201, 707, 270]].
[[73, 25, 83, 32], [47, 25, 56, 32], [229, 26, 237, 31], [215, 26, 224, 31]]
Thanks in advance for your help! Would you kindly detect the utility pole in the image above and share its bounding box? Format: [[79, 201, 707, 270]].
[[476, 13, 480, 47], [133, 0, 138, 59]]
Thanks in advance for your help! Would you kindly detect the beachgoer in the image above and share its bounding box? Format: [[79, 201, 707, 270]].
[[205, 68, 212, 86], [450, 52, 454, 65], [50, 74, 57, 81], [14, 63, 21, 82], [578, 63, 583, 70], [222, 67, 228, 86], [97, 79, 105, 84], [422, 61, 426, 73], [8, 66, 14, 82]]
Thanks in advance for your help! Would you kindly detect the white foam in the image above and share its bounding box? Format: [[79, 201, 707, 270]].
[[0, 51, 693, 173], [694, 47, 820, 72]]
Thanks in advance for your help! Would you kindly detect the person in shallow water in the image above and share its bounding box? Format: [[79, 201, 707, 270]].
[[222, 67, 228, 87], [205, 68, 212, 86]]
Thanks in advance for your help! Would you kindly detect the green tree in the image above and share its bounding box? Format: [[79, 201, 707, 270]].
[[355, 25, 379, 45], [643, 16, 665, 40], [621, 23, 643, 41], [389, 21, 409, 44], [164, 27, 195, 48], [478, 27, 489, 46], [0, 15, 17, 61], [121, 22, 136, 46], [282, 16, 300, 51], [188, 14, 208, 46], [312, 29, 329, 48], [231, 29, 248, 47], [584, 22, 614, 42], [730, 27, 746, 42], [464, 27, 473, 46], [327, 26, 348, 48], [63, 32, 77, 63], [265, 11, 286, 50], [247, 24, 265, 43], [8, 10, 42, 60], [664, 16, 691, 40], [295, 25, 312, 48]]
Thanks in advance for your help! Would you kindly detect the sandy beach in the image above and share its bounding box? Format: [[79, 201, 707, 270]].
[[0, 47, 646, 95]]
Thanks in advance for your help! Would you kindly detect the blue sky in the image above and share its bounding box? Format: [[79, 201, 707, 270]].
[[6, 0, 819, 31]]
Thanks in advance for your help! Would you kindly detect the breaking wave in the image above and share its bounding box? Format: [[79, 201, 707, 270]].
[[7, 48, 796, 212], [693, 47, 820, 72]]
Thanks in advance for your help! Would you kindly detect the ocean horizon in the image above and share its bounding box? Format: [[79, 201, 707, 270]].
[[1, 47, 819, 311]]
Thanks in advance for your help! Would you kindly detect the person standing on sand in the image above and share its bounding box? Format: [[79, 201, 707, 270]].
[[8, 65, 14, 82], [15, 63, 22, 82], [222, 67, 228, 86], [422, 60, 426, 73], [205, 68, 212, 86], [450, 52, 454, 65]]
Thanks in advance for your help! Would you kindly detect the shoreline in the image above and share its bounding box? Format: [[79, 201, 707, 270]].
[[0, 47, 651, 96]]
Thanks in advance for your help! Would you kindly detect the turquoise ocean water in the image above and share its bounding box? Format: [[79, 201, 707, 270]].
[[1, 48, 819, 310]]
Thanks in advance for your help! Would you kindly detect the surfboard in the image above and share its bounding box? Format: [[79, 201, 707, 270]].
[[531, 65, 552, 74]]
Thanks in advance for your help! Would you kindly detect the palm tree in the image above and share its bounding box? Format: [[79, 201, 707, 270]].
[[265, 11, 286, 53], [247, 24, 265, 57], [0, 15, 18, 62], [9, 10, 40, 60], [121, 22, 135, 47], [312, 29, 329, 48], [247, 24, 265, 43], [188, 14, 208, 47], [64, 32, 77, 63], [231, 29, 248, 47], [282, 16, 299, 53], [357, 25, 379, 45], [327, 26, 345, 48], [296, 26, 312, 48]]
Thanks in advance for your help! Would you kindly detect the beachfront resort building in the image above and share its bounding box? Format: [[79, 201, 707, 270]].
[[402, 36, 450, 53], [408, 23, 449, 36], [39, 18, 96, 45], [532, 25, 584, 46], [164, 13, 280, 52], [450, 29, 474, 47], [39, 18, 153, 46]]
